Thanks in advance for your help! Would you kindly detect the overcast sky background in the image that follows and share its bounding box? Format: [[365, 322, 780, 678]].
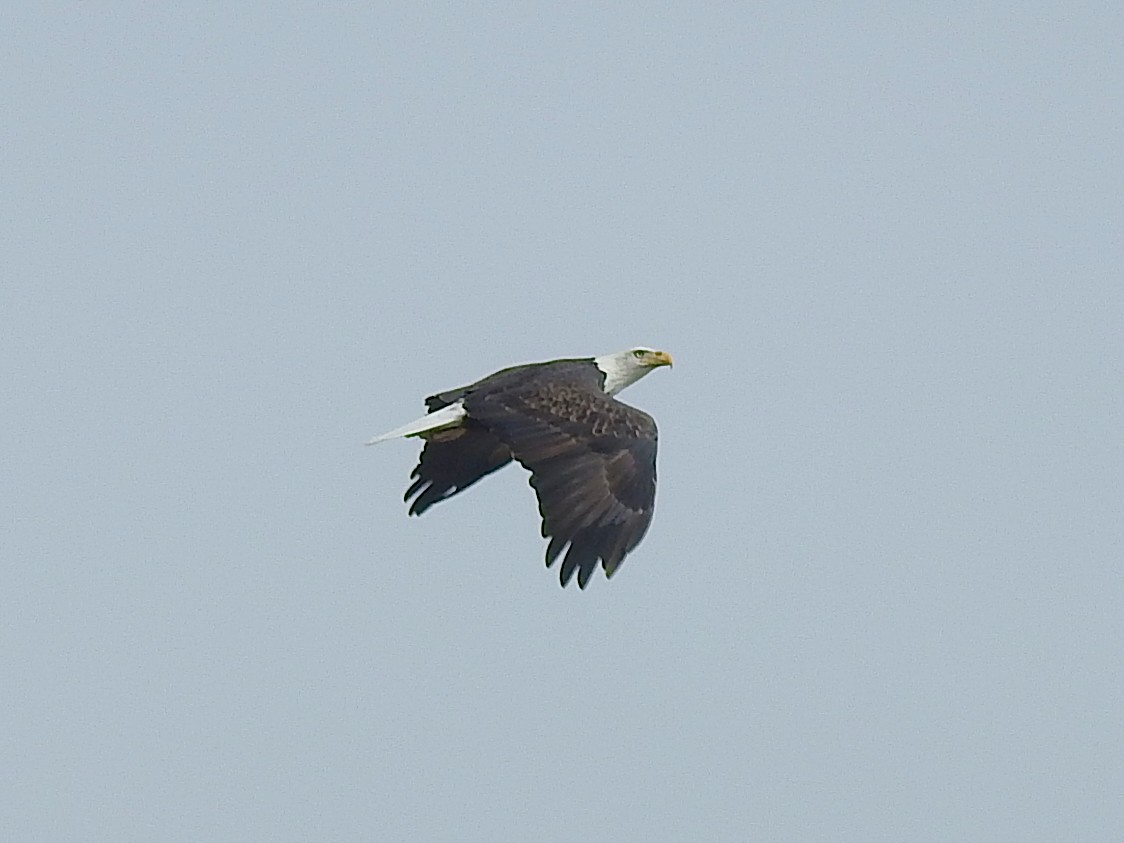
[[4, 4, 1123, 841]]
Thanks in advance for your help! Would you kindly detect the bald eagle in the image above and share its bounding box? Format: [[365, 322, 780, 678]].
[[367, 347, 673, 588]]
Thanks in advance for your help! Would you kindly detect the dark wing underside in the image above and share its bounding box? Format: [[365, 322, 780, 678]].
[[404, 425, 512, 515], [464, 364, 658, 588], [403, 386, 513, 516]]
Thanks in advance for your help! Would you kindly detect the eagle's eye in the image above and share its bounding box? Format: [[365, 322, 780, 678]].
[[632, 350, 646, 358]]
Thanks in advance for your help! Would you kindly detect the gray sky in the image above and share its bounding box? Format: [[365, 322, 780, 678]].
[[4, 4, 1123, 841]]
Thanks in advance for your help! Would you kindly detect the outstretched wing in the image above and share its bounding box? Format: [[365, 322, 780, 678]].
[[404, 426, 512, 516], [403, 387, 513, 516], [466, 379, 658, 588]]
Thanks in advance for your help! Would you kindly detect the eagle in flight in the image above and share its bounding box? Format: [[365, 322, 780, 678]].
[[367, 347, 673, 588]]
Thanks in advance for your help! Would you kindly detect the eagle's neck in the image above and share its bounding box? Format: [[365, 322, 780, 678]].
[[593, 352, 650, 396]]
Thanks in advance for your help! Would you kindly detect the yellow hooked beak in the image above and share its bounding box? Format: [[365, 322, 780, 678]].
[[649, 350, 674, 368]]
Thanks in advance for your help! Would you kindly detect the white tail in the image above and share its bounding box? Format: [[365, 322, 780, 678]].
[[364, 401, 467, 445]]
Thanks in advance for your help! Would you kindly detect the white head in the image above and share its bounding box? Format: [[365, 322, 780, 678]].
[[593, 347, 674, 396]]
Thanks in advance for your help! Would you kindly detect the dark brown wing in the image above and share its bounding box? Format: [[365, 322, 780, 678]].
[[403, 425, 513, 516], [466, 378, 658, 588], [403, 386, 513, 516]]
